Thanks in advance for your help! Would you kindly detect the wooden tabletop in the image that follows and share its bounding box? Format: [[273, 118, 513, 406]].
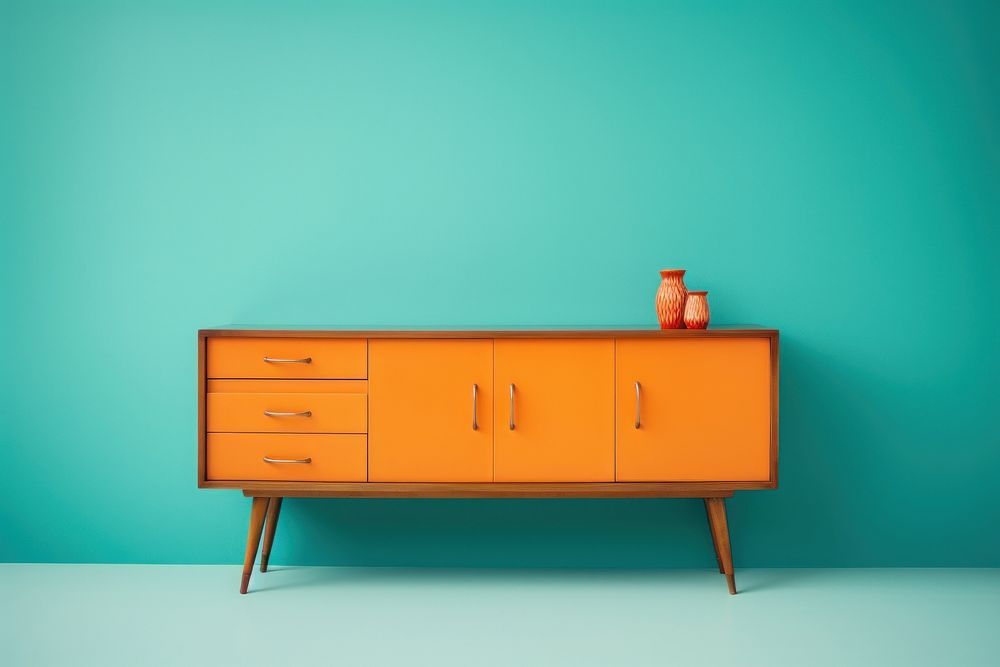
[[200, 325, 778, 338]]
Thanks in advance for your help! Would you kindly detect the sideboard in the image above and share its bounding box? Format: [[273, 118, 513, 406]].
[[197, 326, 779, 594]]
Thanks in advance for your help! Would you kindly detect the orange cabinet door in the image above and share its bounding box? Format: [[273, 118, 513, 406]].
[[494, 339, 614, 482], [369, 339, 493, 482], [616, 338, 772, 482]]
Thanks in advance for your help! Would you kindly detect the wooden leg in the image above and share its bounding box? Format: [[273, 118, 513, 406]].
[[240, 496, 269, 594], [705, 497, 737, 595], [704, 499, 725, 573], [260, 497, 283, 573]]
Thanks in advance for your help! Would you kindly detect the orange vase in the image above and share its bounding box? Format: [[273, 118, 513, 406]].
[[655, 269, 688, 329], [683, 291, 710, 329]]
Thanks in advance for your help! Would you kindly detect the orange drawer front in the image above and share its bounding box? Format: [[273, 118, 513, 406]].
[[207, 380, 367, 433], [207, 338, 366, 379], [207, 433, 367, 481]]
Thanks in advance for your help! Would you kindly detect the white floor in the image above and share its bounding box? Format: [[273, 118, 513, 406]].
[[2, 565, 998, 666]]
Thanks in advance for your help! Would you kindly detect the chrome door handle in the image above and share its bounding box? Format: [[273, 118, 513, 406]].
[[472, 383, 479, 431], [634, 381, 641, 429], [263, 356, 312, 364], [263, 456, 312, 464], [263, 410, 313, 417], [508, 383, 516, 430]]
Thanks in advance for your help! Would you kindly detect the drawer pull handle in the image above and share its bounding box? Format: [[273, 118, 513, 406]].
[[263, 456, 312, 464], [508, 383, 516, 430], [634, 381, 642, 429], [472, 383, 479, 431], [263, 356, 312, 364], [263, 410, 313, 417]]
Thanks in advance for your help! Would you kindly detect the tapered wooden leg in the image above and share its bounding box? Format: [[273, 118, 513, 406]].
[[240, 496, 268, 594], [705, 497, 737, 595], [704, 499, 725, 573], [260, 497, 283, 573]]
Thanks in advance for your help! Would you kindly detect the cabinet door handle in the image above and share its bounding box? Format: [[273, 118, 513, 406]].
[[508, 383, 516, 430], [263, 456, 312, 464], [263, 356, 312, 364], [634, 381, 642, 429], [263, 410, 313, 417], [471, 383, 479, 431]]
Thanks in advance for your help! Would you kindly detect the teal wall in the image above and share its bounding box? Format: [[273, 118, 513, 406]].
[[2, 0, 998, 567]]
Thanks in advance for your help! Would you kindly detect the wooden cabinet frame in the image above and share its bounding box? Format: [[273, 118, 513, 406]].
[[197, 326, 779, 595]]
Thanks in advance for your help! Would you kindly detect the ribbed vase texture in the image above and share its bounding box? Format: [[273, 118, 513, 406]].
[[655, 269, 688, 329], [683, 291, 710, 329]]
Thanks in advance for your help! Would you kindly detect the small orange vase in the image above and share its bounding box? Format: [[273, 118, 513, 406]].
[[683, 291, 710, 329], [655, 269, 688, 329]]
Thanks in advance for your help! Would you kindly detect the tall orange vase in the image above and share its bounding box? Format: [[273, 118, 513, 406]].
[[655, 269, 688, 329], [683, 291, 710, 329]]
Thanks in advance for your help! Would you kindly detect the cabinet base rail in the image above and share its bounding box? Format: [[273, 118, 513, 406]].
[[238, 488, 740, 596]]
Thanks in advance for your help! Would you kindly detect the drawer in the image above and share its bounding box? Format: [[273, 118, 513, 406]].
[[207, 337, 366, 379], [207, 380, 367, 433], [207, 433, 367, 481]]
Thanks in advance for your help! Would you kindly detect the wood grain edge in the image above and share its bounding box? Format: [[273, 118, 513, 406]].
[[198, 328, 778, 339], [225, 482, 746, 498], [769, 331, 780, 489], [197, 331, 208, 488]]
